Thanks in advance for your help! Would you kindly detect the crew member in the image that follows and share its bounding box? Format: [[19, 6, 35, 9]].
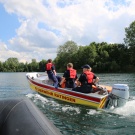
[[60, 63, 78, 88], [72, 64, 99, 93], [45, 59, 59, 88]]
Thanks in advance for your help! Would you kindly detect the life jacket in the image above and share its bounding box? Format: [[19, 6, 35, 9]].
[[46, 63, 53, 70], [83, 71, 94, 83], [67, 68, 76, 79]]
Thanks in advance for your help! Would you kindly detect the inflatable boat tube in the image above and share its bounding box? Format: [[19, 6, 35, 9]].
[[0, 98, 62, 135]]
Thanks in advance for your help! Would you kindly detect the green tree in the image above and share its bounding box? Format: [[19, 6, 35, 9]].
[[57, 41, 78, 56], [55, 40, 78, 71], [24, 62, 29, 72], [39, 59, 46, 72], [75, 43, 97, 70], [3, 58, 19, 72], [18, 62, 25, 72], [124, 21, 135, 47], [29, 59, 39, 72], [124, 21, 135, 67], [0, 61, 3, 72]]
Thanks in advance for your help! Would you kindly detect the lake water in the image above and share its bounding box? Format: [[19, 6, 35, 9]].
[[0, 72, 135, 135]]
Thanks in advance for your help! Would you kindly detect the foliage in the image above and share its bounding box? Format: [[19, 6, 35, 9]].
[[124, 21, 135, 47], [0, 21, 135, 73], [54, 41, 135, 73], [0, 41, 135, 73], [39, 59, 47, 72], [54, 41, 78, 72], [124, 21, 135, 66]]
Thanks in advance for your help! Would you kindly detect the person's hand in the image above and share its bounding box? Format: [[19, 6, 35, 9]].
[[92, 82, 97, 86]]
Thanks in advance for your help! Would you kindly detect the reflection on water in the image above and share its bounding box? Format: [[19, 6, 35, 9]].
[[1, 73, 135, 135]]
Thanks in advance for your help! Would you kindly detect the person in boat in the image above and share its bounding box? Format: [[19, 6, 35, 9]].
[[72, 64, 99, 93], [45, 59, 61, 88], [60, 63, 78, 88]]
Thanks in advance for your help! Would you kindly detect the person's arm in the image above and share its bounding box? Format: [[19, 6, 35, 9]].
[[76, 74, 84, 87], [74, 74, 78, 84], [52, 65, 56, 75], [60, 77, 66, 86], [60, 71, 67, 86], [53, 69, 56, 76], [93, 76, 99, 85], [76, 80, 81, 87]]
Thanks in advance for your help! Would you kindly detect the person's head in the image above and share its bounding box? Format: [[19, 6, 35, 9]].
[[67, 63, 73, 68], [48, 59, 52, 63], [81, 64, 91, 71]]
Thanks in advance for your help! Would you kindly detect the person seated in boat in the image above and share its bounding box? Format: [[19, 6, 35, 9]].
[[45, 59, 61, 88], [72, 64, 99, 93], [60, 63, 78, 89]]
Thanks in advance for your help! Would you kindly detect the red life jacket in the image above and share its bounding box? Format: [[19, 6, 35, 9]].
[[46, 63, 53, 70], [67, 68, 76, 79], [83, 71, 94, 83]]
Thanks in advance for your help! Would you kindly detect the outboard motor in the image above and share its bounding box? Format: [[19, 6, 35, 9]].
[[105, 84, 129, 109]]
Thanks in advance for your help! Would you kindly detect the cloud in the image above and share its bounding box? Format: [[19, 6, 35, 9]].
[[0, 41, 20, 62], [0, 0, 135, 62]]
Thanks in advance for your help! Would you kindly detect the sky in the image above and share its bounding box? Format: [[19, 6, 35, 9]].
[[0, 0, 135, 63]]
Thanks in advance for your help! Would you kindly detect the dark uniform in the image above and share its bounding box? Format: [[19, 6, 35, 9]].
[[45, 63, 58, 88], [72, 71, 97, 93], [63, 68, 77, 88]]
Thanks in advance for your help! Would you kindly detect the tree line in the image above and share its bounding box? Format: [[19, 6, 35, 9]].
[[0, 58, 47, 72], [0, 21, 135, 73], [54, 41, 135, 73]]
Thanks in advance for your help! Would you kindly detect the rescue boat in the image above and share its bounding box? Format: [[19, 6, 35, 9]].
[[26, 72, 129, 110]]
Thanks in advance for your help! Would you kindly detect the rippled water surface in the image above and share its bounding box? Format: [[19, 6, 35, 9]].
[[0, 73, 135, 135]]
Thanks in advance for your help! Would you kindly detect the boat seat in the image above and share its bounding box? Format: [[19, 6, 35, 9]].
[[0, 98, 62, 135]]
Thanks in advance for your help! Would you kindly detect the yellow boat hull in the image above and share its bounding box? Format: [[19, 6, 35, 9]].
[[28, 79, 108, 109]]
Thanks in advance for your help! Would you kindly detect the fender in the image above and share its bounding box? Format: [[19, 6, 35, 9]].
[[0, 98, 62, 135]]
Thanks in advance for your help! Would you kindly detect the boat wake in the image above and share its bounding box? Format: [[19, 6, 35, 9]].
[[112, 97, 135, 116], [26, 93, 135, 117], [26, 93, 49, 103], [26, 93, 100, 115]]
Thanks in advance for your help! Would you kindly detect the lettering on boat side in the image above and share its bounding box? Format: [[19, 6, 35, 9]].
[[35, 87, 76, 103], [54, 93, 75, 103], [35, 87, 53, 96]]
